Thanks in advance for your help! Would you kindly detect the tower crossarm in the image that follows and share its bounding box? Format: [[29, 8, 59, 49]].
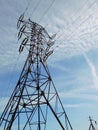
[[17, 15, 55, 63]]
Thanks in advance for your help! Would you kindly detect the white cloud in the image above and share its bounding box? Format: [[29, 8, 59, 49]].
[[0, 0, 98, 67], [59, 88, 98, 102], [83, 53, 98, 90], [64, 103, 93, 108], [48, 0, 98, 62]]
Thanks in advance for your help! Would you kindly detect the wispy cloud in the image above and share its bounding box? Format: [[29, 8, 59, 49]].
[[60, 90, 98, 100], [64, 103, 93, 108], [0, 0, 98, 67], [82, 53, 98, 90], [49, 0, 98, 62]]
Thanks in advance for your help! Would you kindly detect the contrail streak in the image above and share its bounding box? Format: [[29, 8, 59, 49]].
[[83, 52, 98, 89]]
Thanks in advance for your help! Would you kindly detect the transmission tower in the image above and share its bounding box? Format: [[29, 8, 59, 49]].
[[89, 116, 97, 130], [0, 14, 73, 130]]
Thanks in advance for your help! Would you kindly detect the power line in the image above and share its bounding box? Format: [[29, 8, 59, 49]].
[[38, 0, 56, 22], [28, 0, 42, 18], [53, 0, 98, 56], [57, 0, 97, 43]]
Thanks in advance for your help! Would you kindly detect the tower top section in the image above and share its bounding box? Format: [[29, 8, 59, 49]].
[[89, 116, 97, 130], [17, 14, 56, 62]]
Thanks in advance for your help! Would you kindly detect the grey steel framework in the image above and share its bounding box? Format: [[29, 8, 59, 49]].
[[0, 14, 73, 130], [89, 116, 97, 130]]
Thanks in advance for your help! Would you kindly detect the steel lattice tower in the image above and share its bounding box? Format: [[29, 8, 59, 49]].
[[88, 116, 97, 130], [0, 14, 73, 130]]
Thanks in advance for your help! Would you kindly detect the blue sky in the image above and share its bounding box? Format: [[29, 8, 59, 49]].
[[0, 0, 98, 130]]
